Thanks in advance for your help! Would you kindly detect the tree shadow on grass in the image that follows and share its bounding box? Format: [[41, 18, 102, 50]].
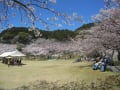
[[0, 62, 27, 67], [74, 64, 93, 69], [8, 63, 27, 67]]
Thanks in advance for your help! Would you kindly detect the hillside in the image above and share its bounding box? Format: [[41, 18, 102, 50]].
[[0, 27, 77, 44], [75, 23, 95, 33], [0, 23, 94, 44], [0, 23, 97, 57]]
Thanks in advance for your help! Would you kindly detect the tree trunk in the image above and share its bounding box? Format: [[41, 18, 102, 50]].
[[118, 50, 120, 61], [111, 50, 114, 61]]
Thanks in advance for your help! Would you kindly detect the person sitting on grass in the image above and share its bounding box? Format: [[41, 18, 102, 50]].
[[93, 60, 102, 70], [93, 56, 111, 72]]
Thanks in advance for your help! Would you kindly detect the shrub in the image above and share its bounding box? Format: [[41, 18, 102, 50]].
[[17, 32, 32, 44], [16, 44, 25, 51]]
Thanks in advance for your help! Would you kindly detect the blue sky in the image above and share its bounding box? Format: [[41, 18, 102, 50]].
[[1, 0, 105, 31], [53, 0, 105, 30]]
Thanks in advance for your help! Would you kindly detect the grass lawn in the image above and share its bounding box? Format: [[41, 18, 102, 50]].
[[0, 59, 116, 89]]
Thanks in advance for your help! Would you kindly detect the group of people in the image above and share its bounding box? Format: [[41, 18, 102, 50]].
[[8, 58, 21, 66], [93, 55, 112, 72], [2, 57, 22, 66]]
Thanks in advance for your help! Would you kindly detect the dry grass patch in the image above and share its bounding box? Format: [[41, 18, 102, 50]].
[[0, 59, 116, 89]]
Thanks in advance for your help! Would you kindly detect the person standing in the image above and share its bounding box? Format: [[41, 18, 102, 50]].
[[8, 59, 10, 67]]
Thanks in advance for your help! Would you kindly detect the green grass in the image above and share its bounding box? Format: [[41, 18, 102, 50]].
[[0, 59, 116, 89]]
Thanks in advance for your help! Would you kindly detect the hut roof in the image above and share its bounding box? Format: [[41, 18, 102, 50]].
[[0, 50, 25, 57]]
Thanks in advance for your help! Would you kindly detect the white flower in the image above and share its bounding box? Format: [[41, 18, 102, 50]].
[[49, 0, 56, 4], [52, 17, 58, 21], [28, 6, 35, 12], [112, 0, 120, 5], [9, 24, 14, 28], [47, 17, 50, 20], [72, 12, 78, 17], [55, 24, 62, 27]]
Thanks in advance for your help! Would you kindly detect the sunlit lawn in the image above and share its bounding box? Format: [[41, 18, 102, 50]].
[[0, 59, 115, 89]]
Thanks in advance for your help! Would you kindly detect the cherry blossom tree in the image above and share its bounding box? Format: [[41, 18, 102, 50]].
[[0, 0, 82, 33], [91, 0, 120, 60], [104, 0, 120, 8], [93, 7, 120, 60]]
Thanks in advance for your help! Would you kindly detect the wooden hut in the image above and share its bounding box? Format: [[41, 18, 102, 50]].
[[0, 50, 25, 65]]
